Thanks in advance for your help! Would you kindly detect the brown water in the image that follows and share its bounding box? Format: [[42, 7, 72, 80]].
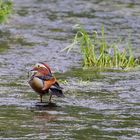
[[0, 0, 140, 139]]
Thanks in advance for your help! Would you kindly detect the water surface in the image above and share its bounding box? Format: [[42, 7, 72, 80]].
[[0, 0, 140, 139]]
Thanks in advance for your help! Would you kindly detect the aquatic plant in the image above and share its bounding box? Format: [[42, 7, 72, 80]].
[[0, 0, 12, 23], [63, 25, 138, 69]]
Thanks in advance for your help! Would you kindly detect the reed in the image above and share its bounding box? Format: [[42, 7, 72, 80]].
[[63, 25, 138, 69]]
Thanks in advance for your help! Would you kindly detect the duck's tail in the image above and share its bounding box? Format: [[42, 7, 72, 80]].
[[49, 82, 64, 97]]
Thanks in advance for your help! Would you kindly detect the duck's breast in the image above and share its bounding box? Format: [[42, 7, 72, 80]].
[[29, 77, 44, 93]]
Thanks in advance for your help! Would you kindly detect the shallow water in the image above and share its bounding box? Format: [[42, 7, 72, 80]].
[[0, 0, 140, 139]]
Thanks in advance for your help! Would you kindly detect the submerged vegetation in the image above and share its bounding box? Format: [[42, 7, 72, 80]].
[[0, 0, 12, 23], [63, 25, 139, 69]]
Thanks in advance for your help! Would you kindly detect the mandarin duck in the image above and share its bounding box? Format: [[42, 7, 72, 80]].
[[28, 62, 64, 103]]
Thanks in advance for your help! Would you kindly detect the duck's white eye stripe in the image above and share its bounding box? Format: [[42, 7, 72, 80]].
[[34, 63, 50, 71]]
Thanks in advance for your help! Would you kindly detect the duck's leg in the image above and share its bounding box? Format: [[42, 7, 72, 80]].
[[49, 95, 52, 103], [40, 95, 43, 103]]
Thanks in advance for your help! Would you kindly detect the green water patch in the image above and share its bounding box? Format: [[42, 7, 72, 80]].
[[56, 67, 104, 82], [49, 28, 64, 32], [0, 105, 58, 139], [67, 11, 95, 18], [55, 67, 128, 83], [127, 3, 135, 8], [17, 8, 28, 16], [0, 40, 9, 52], [11, 37, 36, 47], [0, 82, 22, 87], [0, 29, 11, 38], [0, 103, 139, 139], [0, 106, 36, 138], [0, 37, 34, 53], [0, 29, 11, 52], [0, 31, 35, 53], [51, 104, 140, 140]]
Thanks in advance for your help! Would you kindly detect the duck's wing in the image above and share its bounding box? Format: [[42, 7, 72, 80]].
[[42, 77, 56, 91], [51, 82, 63, 90], [49, 82, 64, 97]]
